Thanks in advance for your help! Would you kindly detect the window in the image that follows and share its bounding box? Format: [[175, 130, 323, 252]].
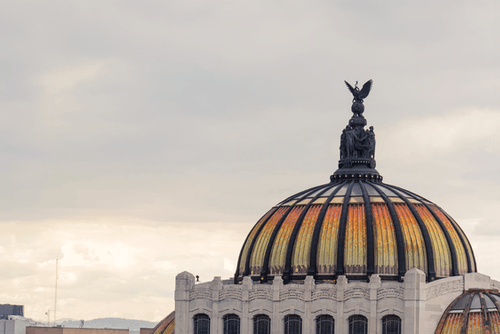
[[194, 314, 210, 334], [382, 315, 401, 334], [223, 314, 240, 334], [284, 315, 302, 334], [348, 315, 367, 334], [316, 315, 334, 334], [253, 314, 270, 334]]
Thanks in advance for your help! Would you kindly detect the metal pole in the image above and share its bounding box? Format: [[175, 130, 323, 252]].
[[54, 259, 58, 326]]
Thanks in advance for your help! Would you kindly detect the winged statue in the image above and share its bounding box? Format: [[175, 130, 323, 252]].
[[345, 79, 373, 103]]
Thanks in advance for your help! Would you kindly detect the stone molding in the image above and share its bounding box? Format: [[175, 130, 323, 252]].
[[426, 277, 463, 300], [175, 271, 498, 334]]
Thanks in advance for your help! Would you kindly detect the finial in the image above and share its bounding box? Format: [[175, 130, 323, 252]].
[[331, 79, 380, 181], [344, 79, 373, 115]]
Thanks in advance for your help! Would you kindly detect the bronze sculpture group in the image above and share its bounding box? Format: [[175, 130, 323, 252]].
[[339, 80, 376, 163]]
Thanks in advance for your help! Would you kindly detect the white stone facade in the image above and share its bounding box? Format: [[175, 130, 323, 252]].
[[174, 270, 499, 334]]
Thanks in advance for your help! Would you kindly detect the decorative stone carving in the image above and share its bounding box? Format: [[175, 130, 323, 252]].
[[219, 289, 243, 301], [426, 279, 464, 300], [377, 287, 404, 300], [248, 289, 274, 301], [189, 289, 212, 301], [279, 290, 305, 301], [343, 287, 370, 301], [311, 289, 337, 301]]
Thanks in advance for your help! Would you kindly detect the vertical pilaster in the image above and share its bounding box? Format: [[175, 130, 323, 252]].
[[404, 268, 426, 334], [272, 276, 283, 334], [304, 276, 314, 334], [337, 276, 348, 334], [211, 277, 222, 334], [175, 271, 195, 334], [242, 277, 252, 334], [369, 274, 381, 334]]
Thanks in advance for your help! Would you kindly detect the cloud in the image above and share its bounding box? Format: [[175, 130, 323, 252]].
[[378, 109, 500, 162], [0, 218, 249, 321], [39, 61, 110, 95], [0, 0, 498, 323]]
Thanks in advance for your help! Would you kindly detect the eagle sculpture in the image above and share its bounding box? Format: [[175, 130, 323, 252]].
[[345, 79, 373, 103]]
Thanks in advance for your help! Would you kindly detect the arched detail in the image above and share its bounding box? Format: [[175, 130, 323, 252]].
[[223, 314, 240, 334], [253, 314, 270, 334], [284, 314, 302, 334], [316, 314, 334, 334], [382, 315, 401, 334], [348, 315, 367, 334], [193, 314, 210, 334], [335, 181, 355, 276]]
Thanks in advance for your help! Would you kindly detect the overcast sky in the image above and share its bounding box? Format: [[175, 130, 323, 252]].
[[1, 0, 499, 324]]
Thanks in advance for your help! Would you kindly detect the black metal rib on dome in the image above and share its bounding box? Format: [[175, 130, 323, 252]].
[[335, 181, 355, 276], [479, 292, 490, 329], [485, 292, 500, 313], [260, 185, 330, 282], [234, 206, 278, 282], [366, 182, 406, 278], [308, 181, 347, 277], [240, 183, 328, 282], [442, 210, 475, 273], [358, 182, 375, 276], [276, 183, 330, 206], [461, 293, 474, 330], [388, 184, 459, 276], [282, 183, 338, 283], [375, 183, 436, 280], [434, 292, 469, 334], [389, 185, 475, 274]]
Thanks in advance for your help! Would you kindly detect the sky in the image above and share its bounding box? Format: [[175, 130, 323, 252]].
[[0, 0, 499, 324]]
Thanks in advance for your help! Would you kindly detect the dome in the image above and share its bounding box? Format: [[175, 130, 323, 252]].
[[234, 80, 476, 284], [150, 311, 174, 334], [434, 290, 500, 333]]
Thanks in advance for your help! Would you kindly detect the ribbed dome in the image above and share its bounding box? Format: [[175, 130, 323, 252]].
[[434, 290, 500, 333], [234, 80, 476, 283], [234, 179, 476, 283], [150, 311, 174, 334]]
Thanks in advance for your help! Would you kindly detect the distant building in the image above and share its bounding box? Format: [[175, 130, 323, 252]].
[[0, 305, 24, 318], [0, 305, 39, 334], [26, 327, 129, 334], [0, 316, 42, 334]]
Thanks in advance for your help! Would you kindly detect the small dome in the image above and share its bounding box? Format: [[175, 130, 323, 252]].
[[434, 290, 500, 333], [150, 311, 174, 334], [234, 80, 476, 283]]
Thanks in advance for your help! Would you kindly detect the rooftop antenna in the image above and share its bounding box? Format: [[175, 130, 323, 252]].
[[54, 259, 59, 326]]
